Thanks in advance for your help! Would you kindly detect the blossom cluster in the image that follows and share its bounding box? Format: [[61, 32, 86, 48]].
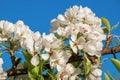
[[0, 5, 106, 80], [50, 5, 106, 80]]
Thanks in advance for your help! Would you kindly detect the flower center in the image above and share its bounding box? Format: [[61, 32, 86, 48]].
[[82, 28, 88, 33], [60, 72, 64, 79]]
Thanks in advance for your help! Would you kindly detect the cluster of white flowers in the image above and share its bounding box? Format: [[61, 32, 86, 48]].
[[50, 5, 106, 80], [0, 5, 106, 80], [51, 5, 106, 56], [0, 20, 43, 66]]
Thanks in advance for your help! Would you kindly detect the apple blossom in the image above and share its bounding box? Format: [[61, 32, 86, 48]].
[[42, 33, 62, 52], [57, 63, 80, 80], [69, 36, 86, 54], [49, 50, 71, 70]]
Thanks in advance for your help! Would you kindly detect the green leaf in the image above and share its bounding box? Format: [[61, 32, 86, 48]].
[[83, 53, 91, 75], [101, 17, 111, 32], [110, 58, 120, 72], [28, 66, 44, 80], [28, 71, 36, 79], [85, 60, 91, 74], [111, 22, 119, 31], [104, 73, 110, 80], [32, 66, 40, 75], [103, 28, 109, 34]]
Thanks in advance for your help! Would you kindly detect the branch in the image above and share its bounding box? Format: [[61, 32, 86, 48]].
[[102, 45, 120, 55], [103, 33, 112, 50], [7, 68, 27, 77], [6, 33, 120, 77], [68, 55, 83, 63], [6, 45, 120, 77]]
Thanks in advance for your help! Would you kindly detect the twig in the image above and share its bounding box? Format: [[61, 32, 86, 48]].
[[7, 68, 28, 77]]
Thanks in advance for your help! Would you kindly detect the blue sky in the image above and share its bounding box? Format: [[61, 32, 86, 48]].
[[0, 0, 120, 79]]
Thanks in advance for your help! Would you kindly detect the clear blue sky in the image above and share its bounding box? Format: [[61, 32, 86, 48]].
[[0, 0, 120, 79]]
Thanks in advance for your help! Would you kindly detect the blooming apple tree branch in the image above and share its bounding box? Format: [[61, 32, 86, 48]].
[[0, 5, 119, 80]]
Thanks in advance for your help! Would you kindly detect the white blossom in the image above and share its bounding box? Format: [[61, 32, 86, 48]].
[[14, 20, 32, 41], [42, 33, 62, 52], [69, 36, 86, 54], [50, 50, 71, 71], [57, 63, 80, 80]]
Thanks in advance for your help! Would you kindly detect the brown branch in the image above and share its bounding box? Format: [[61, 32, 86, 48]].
[[7, 49, 14, 56], [103, 33, 112, 50], [68, 55, 83, 63], [6, 45, 120, 77], [6, 33, 120, 77], [7, 68, 28, 77], [11, 56, 21, 69], [102, 45, 120, 55]]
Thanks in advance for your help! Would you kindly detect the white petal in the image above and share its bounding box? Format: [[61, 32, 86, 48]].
[[33, 31, 41, 41], [41, 54, 49, 60], [58, 58, 67, 65], [77, 45, 83, 49], [0, 58, 3, 65], [72, 46, 78, 54], [50, 19, 60, 32], [57, 65, 65, 72], [92, 69, 102, 77], [69, 40, 74, 47], [57, 14, 66, 21], [69, 40, 78, 54], [31, 55, 39, 66], [73, 68, 80, 75], [65, 63, 75, 74], [1, 72, 7, 76], [71, 34, 77, 42], [69, 75, 77, 80]]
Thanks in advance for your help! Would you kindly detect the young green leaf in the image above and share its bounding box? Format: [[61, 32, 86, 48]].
[[85, 60, 91, 74], [110, 58, 120, 72], [103, 28, 109, 34], [111, 22, 119, 31], [101, 17, 111, 32], [104, 73, 110, 80], [32, 66, 40, 75]]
